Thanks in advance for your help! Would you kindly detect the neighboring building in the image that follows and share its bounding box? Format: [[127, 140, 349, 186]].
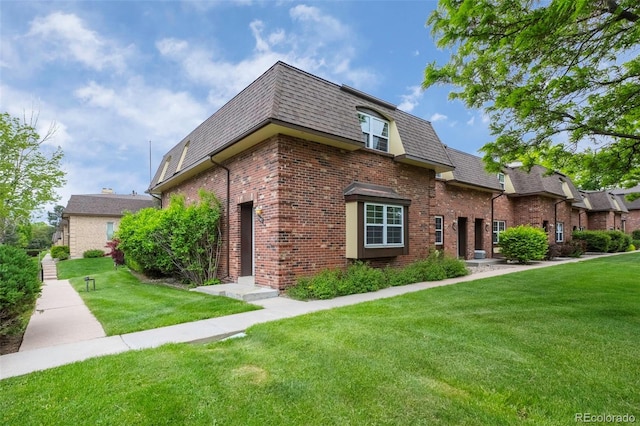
[[148, 61, 455, 290], [581, 190, 629, 231], [433, 147, 504, 259], [495, 164, 586, 246], [612, 185, 640, 233], [61, 190, 157, 258]]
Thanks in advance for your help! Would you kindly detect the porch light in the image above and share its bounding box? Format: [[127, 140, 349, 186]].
[[255, 206, 264, 223]]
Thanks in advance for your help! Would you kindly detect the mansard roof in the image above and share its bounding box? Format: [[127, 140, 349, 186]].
[[581, 190, 629, 213], [504, 165, 583, 201], [149, 61, 454, 193], [440, 147, 503, 191]]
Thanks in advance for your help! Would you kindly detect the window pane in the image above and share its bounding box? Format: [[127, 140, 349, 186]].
[[359, 114, 369, 132], [387, 226, 402, 244], [366, 226, 383, 245], [373, 136, 388, 151], [387, 206, 402, 225], [366, 204, 384, 224], [371, 117, 387, 136]]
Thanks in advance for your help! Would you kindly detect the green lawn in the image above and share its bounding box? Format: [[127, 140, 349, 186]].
[[56, 257, 260, 335], [2, 253, 639, 425]]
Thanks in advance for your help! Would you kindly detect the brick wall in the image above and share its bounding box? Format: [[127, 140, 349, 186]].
[[624, 211, 640, 234], [68, 215, 120, 258], [432, 180, 497, 259], [164, 134, 435, 290]]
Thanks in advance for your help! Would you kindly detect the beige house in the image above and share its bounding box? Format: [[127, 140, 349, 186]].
[[59, 190, 157, 258]]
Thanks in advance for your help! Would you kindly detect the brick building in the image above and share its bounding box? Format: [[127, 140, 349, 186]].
[[613, 185, 640, 233], [149, 61, 638, 291], [581, 190, 630, 231], [148, 62, 454, 290], [60, 190, 157, 258]]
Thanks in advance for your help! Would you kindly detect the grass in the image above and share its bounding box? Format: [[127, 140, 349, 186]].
[[55, 257, 260, 335], [1, 253, 639, 424]]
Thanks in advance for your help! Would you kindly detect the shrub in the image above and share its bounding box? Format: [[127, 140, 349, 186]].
[[287, 252, 468, 300], [498, 225, 548, 264], [572, 230, 611, 253], [51, 245, 70, 260], [0, 245, 41, 337], [632, 230, 640, 240], [607, 230, 631, 252], [83, 249, 105, 258], [116, 190, 223, 286], [105, 239, 125, 266], [547, 241, 585, 259], [627, 244, 636, 252], [632, 240, 640, 250]]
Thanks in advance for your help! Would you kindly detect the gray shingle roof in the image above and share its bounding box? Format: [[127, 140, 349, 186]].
[[149, 61, 453, 191], [504, 165, 582, 201], [612, 185, 640, 210], [581, 191, 629, 212], [63, 194, 158, 217], [443, 147, 503, 191]]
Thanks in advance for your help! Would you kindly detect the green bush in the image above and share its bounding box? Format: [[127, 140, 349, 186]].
[[51, 245, 70, 260], [607, 230, 631, 252], [0, 245, 41, 337], [632, 230, 640, 240], [572, 230, 611, 253], [116, 190, 223, 286], [83, 249, 105, 258], [498, 225, 548, 264], [287, 252, 468, 300], [627, 244, 636, 252], [632, 240, 640, 250]]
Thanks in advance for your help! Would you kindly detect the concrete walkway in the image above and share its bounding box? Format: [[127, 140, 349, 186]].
[[0, 253, 623, 380]]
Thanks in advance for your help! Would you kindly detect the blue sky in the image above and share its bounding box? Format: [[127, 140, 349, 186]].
[[1, 0, 491, 215]]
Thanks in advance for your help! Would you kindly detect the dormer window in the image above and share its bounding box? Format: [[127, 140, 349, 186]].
[[358, 109, 389, 152], [497, 173, 505, 190]]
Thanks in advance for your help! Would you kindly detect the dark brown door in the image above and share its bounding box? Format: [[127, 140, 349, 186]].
[[240, 203, 253, 276], [458, 217, 467, 259], [474, 219, 484, 250]]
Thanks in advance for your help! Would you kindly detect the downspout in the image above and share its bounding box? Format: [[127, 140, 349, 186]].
[[554, 199, 565, 242], [210, 156, 230, 279], [490, 192, 505, 259]]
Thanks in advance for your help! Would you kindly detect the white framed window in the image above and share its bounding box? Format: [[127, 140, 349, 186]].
[[106, 222, 115, 240], [497, 173, 505, 190], [435, 216, 444, 245], [365, 203, 404, 247], [556, 222, 564, 242], [358, 111, 389, 152], [493, 220, 506, 244]]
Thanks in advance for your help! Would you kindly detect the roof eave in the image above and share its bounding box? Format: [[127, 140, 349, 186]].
[[394, 154, 454, 173]]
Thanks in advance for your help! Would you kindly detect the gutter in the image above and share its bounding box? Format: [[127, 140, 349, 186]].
[[490, 192, 506, 258]]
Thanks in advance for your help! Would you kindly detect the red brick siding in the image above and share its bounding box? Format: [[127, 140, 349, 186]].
[[163, 134, 434, 290], [432, 180, 497, 259], [624, 210, 640, 234]]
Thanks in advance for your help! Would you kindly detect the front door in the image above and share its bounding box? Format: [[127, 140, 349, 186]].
[[457, 217, 468, 259], [240, 203, 254, 277], [474, 218, 484, 250]]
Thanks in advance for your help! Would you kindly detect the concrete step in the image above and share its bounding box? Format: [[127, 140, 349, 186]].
[[465, 258, 503, 267], [191, 283, 279, 302]]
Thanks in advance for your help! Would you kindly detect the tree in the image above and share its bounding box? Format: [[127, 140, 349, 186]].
[[423, 0, 640, 189], [47, 205, 65, 228], [0, 112, 65, 243]]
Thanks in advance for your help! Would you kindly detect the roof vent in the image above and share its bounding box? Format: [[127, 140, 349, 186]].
[[101, 188, 114, 194]]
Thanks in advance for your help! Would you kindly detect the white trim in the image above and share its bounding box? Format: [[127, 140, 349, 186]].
[[364, 202, 404, 247]]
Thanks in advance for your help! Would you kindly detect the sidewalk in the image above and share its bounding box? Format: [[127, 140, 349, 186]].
[[0, 254, 615, 380]]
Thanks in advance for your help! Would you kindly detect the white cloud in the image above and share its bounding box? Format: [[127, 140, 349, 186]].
[[466, 116, 475, 126], [398, 85, 423, 112], [26, 12, 132, 72], [74, 78, 207, 151], [157, 5, 377, 108], [430, 113, 448, 122]]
